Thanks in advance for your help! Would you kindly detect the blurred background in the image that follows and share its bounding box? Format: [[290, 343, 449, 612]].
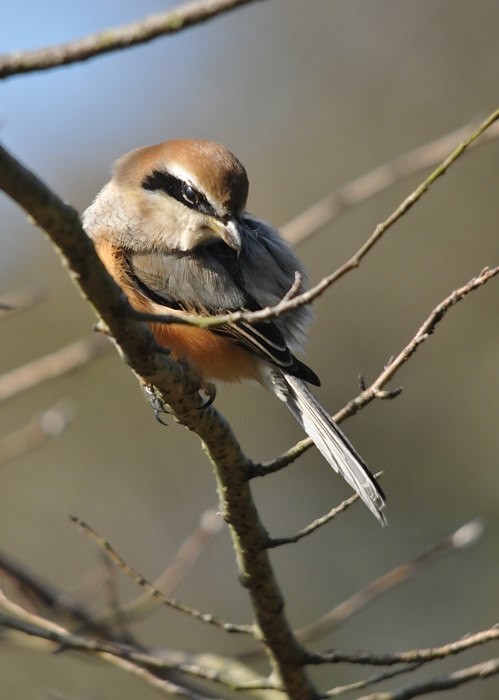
[[1, 1, 498, 697]]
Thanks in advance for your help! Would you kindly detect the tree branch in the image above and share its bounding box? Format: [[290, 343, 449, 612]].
[[114, 509, 223, 624], [301, 520, 484, 649], [134, 110, 499, 332], [0, 335, 109, 403], [0, 140, 317, 700], [282, 120, 499, 245], [70, 515, 252, 635], [257, 266, 498, 476], [0, 285, 45, 319], [355, 657, 499, 700], [0, 401, 74, 468], [0, 0, 266, 80]]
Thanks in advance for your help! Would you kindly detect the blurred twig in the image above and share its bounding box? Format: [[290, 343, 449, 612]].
[[0, 335, 109, 403], [116, 509, 223, 624], [0, 285, 45, 319], [0, 608, 214, 699], [282, 120, 499, 245], [0, 0, 265, 79], [0, 401, 75, 468], [299, 520, 484, 647], [70, 515, 253, 635], [356, 657, 499, 700]]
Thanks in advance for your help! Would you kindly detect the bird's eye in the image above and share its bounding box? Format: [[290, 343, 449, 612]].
[[182, 184, 199, 207]]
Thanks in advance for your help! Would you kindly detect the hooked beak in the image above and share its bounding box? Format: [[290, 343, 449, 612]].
[[208, 217, 242, 253]]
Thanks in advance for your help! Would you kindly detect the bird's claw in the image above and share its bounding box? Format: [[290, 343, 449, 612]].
[[143, 384, 171, 426], [200, 382, 217, 409]]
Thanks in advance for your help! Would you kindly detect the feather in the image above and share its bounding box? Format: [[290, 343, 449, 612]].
[[281, 374, 386, 525]]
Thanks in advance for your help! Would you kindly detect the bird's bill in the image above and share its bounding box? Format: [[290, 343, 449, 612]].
[[207, 217, 242, 252]]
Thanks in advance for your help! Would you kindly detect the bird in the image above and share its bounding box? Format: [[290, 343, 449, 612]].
[[83, 139, 386, 525]]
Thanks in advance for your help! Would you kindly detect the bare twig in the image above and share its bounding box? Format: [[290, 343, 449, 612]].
[[324, 663, 425, 697], [0, 610, 214, 699], [70, 515, 253, 636], [309, 622, 499, 667], [258, 265, 499, 475], [136, 110, 499, 331], [282, 120, 499, 245], [0, 285, 45, 319], [356, 657, 499, 700], [266, 492, 362, 548], [299, 520, 483, 646], [0, 335, 109, 403], [0, 583, 274, 694], [0, 0, 265, 79], [0, 401, 75, 468], [116, 509, 223, 623], [0, 552, 129, 641]]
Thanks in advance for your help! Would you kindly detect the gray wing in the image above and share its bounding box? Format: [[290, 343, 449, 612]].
[[125, 217, 320, 385]]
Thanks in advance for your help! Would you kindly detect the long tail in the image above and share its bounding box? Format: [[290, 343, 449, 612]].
[[282, 374, 386, 525]]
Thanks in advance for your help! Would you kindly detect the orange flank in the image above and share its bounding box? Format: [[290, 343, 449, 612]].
[[95, 238, 259, 383]]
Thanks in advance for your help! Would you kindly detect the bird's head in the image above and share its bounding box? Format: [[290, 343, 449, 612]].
[[84, 140, 249, 254]]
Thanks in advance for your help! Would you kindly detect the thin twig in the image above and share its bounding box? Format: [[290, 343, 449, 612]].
[[0, 401, 75, 468], [135, 110, 499, 332], [266, 492, 362, 548], [0, 335, 109, 403], [0, 610, 216, 699], [309, 622, 499, 667], [299, 520, 483, 646], [282, 120, 499, 245], [70, 516, 253, 636], [115, 509, 223, 624], [0, 0, 265, 79], [0, 552, 127, 641], [258, 265, 499, 475], [0, 586, 274, 694], [356, 657, 499, 700], [324, 663, 425, 697]]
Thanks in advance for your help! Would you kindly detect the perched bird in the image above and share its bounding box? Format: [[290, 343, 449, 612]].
[[83, 140, 386, 524]]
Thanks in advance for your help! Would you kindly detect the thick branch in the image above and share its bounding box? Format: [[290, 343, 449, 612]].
[[0, 141, 316, 699], [0, 0, 265, 79]]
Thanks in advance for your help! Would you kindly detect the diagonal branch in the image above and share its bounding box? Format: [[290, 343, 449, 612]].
[[0, 0, 266, 80], [310, 623, 499, 667], [70, 515, 252, 635], [355, 657, 499, 700], [0, 335, 109, 403], [0, 140, 317, 700], [257, 265, 498, 476], [0, 401, 75, 468], [135, 109, 499, 331], [115, 509, 223, 624], [300, 520, 484, 649], [282, 119, 499, 245], [0, 285, 45, 319]]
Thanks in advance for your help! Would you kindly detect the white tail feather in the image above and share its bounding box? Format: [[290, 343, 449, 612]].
[[282, 374, 386, 525]]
